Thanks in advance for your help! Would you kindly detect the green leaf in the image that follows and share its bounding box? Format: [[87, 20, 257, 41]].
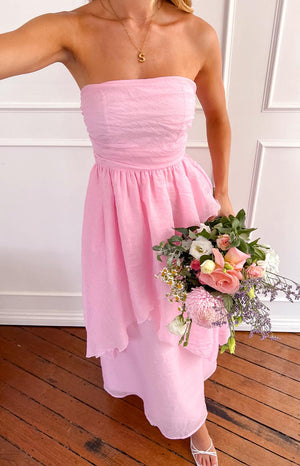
[[236, 208, 246, 227], [229, 231, 236, 241], [188, 229, 197, 239], [199, 254, 213, 264], [237, 238, 249, 253], [175, 246, 187, 252], [240, 227, 257, 235], [169, 235, 182, 241], [173, 227, 189, 236], [254, 248, 266, 260], [181, 239, 193, 250], [220, 344, 229, 354], [230, 238, 240, 248], [222, 294, 233, 311], [198, 229, 210, 239], [232, 218, 240, 230]]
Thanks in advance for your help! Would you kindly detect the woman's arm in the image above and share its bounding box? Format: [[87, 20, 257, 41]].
[[194, 24, 233, 207], [0, 12, 76, 80]]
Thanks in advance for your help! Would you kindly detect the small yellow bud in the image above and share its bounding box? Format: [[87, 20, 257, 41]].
[[247, 287, 255, 299], [224, 261, 234, 270], [228, 336, 236, 354]]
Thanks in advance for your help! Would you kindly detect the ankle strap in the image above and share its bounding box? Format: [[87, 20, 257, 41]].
[[191, 436, 216, 456]]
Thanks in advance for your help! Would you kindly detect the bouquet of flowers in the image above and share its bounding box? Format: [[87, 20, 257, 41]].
[[152, 209, 300, 354]]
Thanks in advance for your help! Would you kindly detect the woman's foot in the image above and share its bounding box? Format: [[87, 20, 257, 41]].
[[190, 421, 218, 465]]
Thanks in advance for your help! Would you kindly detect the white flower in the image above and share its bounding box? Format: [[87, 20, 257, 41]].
[[189, 237, 213, 260], [167, 315, 187, 337], [201, 259, 216, 274], [257, 245, 280, 284], [257, 246, 280, 274], [195, 223, 211, 235]]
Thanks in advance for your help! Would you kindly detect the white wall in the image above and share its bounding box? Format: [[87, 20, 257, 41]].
[[0, 0, 299, 330]]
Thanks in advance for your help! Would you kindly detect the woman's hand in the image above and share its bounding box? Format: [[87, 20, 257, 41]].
[[207, 192, 235, 221]]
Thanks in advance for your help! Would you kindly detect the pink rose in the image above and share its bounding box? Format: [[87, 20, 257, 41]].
[[216, 234, 231, 251], [197, 268, 240, 294], [190, 259, 201, 271], [245, 264, 264, 279]]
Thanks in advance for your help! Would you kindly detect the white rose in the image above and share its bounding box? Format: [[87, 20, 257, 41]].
[[201, 259, 216, 274], [167, 315, 187, 337], [189, 237, 213, 260]]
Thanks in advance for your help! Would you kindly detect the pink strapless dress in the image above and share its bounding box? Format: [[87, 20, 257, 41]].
[[80, 75, 230, 439]]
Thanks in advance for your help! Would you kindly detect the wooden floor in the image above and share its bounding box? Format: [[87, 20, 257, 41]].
[[0, 326, 299, 465]]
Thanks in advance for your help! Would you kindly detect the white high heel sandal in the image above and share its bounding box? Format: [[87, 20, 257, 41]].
[[190, 435, 218, 465]]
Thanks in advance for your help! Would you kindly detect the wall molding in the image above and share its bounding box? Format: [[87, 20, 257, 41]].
[[0, 102, 81, 112], [196, 0, 236, 111], [0, 307, 298, 331], [0, 138, 91, 147], [262, 0, 300, 112], [247, 139, 300, 228]]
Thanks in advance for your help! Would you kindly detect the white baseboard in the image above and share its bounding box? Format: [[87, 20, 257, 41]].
[[0, 299, 299, 331]]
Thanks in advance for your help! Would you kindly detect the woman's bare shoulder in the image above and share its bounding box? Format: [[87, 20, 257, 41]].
[[48, 3, 106, 56], [187, 13, 218, 42], [64, 1, 107, 26]]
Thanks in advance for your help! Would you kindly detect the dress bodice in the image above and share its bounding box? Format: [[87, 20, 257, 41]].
[[80, 76, 197, 169]]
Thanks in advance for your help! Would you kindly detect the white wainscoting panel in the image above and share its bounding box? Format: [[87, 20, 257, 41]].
[[0, 0, 299, 330]]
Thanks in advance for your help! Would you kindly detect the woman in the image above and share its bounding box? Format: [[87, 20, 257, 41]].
[[0, 1, 235, 464]]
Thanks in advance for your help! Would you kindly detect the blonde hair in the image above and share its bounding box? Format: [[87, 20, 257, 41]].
[[88, 0, 193, 14], [156, 0, 193, 13]]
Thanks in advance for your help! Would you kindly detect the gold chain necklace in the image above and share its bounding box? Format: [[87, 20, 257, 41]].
[[105, 0, 163, 63]]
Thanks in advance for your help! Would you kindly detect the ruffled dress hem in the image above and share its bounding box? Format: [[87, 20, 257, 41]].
[[102, 359, 217, 440]]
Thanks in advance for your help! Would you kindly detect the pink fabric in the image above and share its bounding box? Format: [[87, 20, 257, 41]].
[[80, 76, 230, 438], [101, 317, 218, 439]]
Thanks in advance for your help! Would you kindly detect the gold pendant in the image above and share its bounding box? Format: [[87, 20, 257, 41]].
[[138, 51, 146, 62]]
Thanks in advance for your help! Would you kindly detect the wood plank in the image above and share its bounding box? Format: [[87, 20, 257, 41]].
[[0, 326, 101, 384], [205, 416, 296, 466], [0, 435, 42, 465], [0, 381, 140, 465], [235, 332, 300, 362], [235, 331, 300, 350], [210, 365, 299, 418], [0, 354, 236, 466], [230, 340, 300, 381], [22, 325, 101, 367], [0, 326, 144, 413], [1, 326, 298, 465], [0, 337, 192, 465], [276, 333, 300, 350], [0, 326, 142, 415], [0, 331, 248, 464], [16, 326, 89, 362], [0, 407, 93, 465], [60, 327, 86, 339], [217, 351, 299, 399], [205, 397, 299, 463], [205, 378, 299, 441]]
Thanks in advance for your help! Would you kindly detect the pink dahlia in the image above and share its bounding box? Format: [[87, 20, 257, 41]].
[[185, 286, 228, 328]]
